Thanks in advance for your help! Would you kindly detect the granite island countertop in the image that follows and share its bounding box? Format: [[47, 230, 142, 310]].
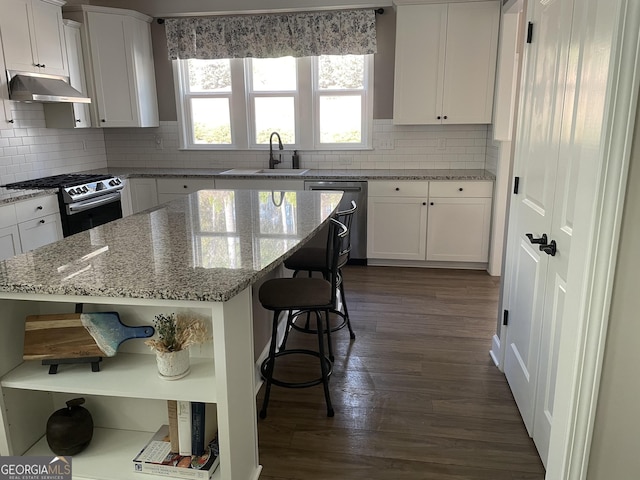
[[0, 189, 342, 302]]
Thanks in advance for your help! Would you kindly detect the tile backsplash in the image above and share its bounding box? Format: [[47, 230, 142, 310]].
[[104, 120, 490, 171], [1, 105, 492, 186], [0, 103, 107, 186]]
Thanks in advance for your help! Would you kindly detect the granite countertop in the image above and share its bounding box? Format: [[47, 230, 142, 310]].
[[98, 167, 495, 181], [0, 187, 58, 206], [0, 189, 342, 302]]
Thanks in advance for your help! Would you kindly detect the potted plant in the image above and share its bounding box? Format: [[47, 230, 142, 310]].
[[146, 313, 209, 380]]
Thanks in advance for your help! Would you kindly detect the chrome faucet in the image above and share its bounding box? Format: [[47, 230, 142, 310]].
[[269, 132, 284, 169]]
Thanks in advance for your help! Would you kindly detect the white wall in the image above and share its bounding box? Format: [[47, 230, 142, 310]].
[[0, 103, 107, 186]]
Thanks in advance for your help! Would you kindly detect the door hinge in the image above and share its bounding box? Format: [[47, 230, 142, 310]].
[[513, 176, 520, 194], [503, 310, 509, 326], [526, 22, 534, 43]]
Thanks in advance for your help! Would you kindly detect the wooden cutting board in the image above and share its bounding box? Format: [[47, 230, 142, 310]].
[[23, 312, 155, 360]]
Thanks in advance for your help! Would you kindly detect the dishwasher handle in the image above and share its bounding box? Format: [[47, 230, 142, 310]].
[[307, 186, 362, 193]]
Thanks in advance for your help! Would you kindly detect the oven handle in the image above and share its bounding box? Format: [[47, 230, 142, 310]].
[[66, 192, 121, 215]]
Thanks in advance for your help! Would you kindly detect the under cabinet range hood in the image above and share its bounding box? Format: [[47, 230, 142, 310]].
[[7, 70, 91, 103]]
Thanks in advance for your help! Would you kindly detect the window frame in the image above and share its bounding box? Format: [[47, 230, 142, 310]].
[[174, 55, 374, 151]]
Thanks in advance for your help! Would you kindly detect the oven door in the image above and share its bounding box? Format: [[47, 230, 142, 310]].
[[62, 192, 123, 237]]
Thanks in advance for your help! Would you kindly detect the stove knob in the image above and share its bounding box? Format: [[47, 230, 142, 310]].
[[69, 189, 76, 195], [115, 178, 121, 185], [109, 180, 116, 186], [83, 186, 89, 193]]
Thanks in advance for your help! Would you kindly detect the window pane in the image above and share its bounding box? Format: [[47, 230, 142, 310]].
[[188, 59, 231, 92], [319, 96, 361, 143], [252, 57, 296, 91], [191, 98, 232, 144], [254, 97, 295, 144], [318, 55, 365, 90], [197, 191, 236, 232]]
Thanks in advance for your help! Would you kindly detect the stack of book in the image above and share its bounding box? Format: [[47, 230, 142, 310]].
[[132, 401, 219, 479]]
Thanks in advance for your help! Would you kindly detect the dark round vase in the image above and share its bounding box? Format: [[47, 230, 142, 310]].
[[46, 398, 93, 456]]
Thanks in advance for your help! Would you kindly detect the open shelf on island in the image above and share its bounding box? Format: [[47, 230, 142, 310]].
[[1, 353, 216, 403], [25, 427, 222, 480]]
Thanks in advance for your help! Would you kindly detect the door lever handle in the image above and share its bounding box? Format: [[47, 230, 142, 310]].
[[539, 240, 557, 256], [526, 233, 548, 244]]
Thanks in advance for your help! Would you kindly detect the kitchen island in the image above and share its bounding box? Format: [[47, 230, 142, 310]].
[[0, 189, 342, 480]]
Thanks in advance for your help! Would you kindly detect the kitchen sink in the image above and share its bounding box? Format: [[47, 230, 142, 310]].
[[220, 168, 309, 175]]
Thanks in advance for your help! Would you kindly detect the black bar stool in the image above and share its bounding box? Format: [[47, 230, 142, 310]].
[[258, 218, 347, 419], [280, 201, 357, 355]]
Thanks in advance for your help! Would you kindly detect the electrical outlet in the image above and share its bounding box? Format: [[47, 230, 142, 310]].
[[437, 137, 447, 150], [377, 136, 395, 150], [155, 135, 164, 150]]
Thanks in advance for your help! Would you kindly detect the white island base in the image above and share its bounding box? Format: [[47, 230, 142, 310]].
[[0, 289, 262, 480]]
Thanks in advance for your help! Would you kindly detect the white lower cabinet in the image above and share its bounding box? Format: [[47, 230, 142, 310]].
[[127, 178, 159, 214], [0, 225, 21, 261], [367, 195, 428, 261], [367, 180, 493, 265], [14, 195, 63, 253], [157, 178, 215, 204]]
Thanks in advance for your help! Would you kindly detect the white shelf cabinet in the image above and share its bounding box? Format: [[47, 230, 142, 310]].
[[0, 0, 68, 76], [393, 1, 499, 125], [157, 178, 217, 205], [0, 290, 261, 480], [426, 181, 493, 262], [367, 181, 429, 261], [44, 20, 91, 129], [64, 5, 159, 128]]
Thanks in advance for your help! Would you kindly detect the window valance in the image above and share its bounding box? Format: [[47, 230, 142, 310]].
[[165, 9, 377, 60]]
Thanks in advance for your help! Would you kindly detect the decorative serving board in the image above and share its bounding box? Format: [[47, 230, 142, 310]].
[[23, 312, 154, 360]]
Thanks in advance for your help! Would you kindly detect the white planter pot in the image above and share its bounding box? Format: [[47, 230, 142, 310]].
[[156, 349, 190, 380]]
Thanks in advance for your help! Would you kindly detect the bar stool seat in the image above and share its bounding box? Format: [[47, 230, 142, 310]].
[[258, 218, 347, 419]]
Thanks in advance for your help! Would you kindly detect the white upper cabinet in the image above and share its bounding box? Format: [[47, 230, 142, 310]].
[[393, 1, 500, 125], [43, 20, 91, 128], [0, 33, 13, 128], [64, 5, 159, 128], [0, 0, 68, 76]]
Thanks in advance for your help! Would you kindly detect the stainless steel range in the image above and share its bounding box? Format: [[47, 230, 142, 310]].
[[4, 173, 125, 237]]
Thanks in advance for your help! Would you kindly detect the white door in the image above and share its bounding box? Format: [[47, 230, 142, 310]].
[[502, 0, 576, 466]]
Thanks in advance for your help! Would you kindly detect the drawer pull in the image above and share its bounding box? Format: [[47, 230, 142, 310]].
[[395, 187, 400, 191], [37, 206, 43, 210], [459, 188, 463, 192], [183, 185, 188, 189], [422, 202, 427, 206], [39, 219, 45, 224], [430, 202, 434, 206]]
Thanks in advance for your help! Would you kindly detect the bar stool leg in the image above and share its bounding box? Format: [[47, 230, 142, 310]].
[[324, 310, 334, 362], [259, 310, 280, 419], [315, 311, 334, 417], [278, 309, 294, 352], [338, 271, 356, 340]]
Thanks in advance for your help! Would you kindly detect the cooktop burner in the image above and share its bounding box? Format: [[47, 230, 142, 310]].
[[4, 173, 114, 189]]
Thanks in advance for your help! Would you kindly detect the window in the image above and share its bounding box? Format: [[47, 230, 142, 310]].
[[174, 55, 373, 150]]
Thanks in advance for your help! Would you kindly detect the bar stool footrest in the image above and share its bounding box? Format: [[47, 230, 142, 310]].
[[290, 309, 348, 334], [260, 349, 333, 389]]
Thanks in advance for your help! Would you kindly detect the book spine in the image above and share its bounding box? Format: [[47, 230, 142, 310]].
[[167, 400, 179, 453], [133, 461, 210, 480], [191, 402, 206, 456], [176, 400, 192, 456]]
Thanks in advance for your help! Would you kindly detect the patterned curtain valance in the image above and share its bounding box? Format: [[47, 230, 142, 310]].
[[165, 9, 377, 60]]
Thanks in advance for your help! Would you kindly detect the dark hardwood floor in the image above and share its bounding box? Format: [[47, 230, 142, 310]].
[[256, 266, 545, 480]]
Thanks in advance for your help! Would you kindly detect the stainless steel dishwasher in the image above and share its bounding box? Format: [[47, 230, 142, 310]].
[[304, 180, 368, 263]]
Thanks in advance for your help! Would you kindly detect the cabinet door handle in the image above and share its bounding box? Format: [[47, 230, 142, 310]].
[[395, 187, 400, 191], [39, 219, 45, 224], [430, 202, 434, 206], [183, 185, 188, 189], [526, 233, 548, 245], [41, 64, 46, 68], [436, 116, 441, 120], [443, 115, 448, 120], [422, 202, 427, 206], [101, 119, 106, 123], [458, 187, 463, 191], [36, 206, 43, 210], [76, 119, 81, 123], [8, 119, 14, 123], [539, 240, 557, 256]]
